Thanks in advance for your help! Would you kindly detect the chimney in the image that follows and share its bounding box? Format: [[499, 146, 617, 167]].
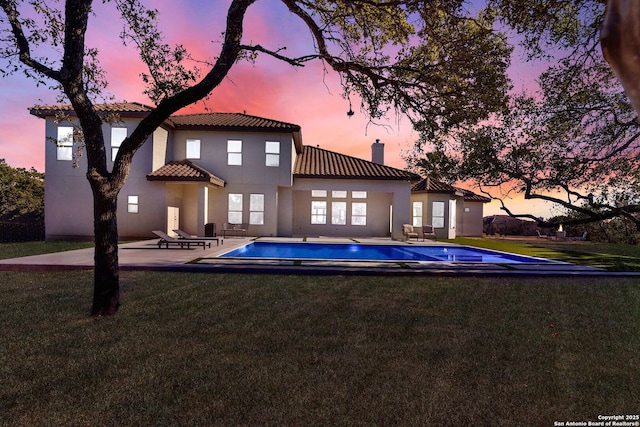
[[371, 139, 384, 165]]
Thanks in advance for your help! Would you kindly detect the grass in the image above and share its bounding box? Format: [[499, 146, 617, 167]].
[[0, 240, 94, 260], [452, 237, 640, 271], [1, 270, 639, 425]]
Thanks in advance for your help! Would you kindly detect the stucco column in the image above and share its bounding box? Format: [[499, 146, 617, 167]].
[[391, 185, 411, 240], [197, 184, 209, 237]]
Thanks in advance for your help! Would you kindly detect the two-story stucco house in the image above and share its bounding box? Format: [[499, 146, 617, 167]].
[[31, 102, 488, 241]]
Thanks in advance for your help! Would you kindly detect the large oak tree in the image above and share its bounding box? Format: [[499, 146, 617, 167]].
[[407, 0, 640, 229], [0, 0, 512, 315]]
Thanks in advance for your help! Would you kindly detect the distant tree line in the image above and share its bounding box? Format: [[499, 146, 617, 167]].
[[0, 159, 44, 242]]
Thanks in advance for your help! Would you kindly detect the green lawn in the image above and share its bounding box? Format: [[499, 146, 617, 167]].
[[1, 270, 639, 425], [452, 237, 640, 271]]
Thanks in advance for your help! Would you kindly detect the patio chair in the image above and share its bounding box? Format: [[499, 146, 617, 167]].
[[221, 223, 248, 237], [173, 229, 223, 246], [421, 225, 436, 241], [152, 230, 210, 250], [402, 224, 419, 241], [536, 230, 548, 239]]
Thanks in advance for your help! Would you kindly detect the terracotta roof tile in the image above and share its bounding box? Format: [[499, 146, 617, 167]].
[[412, 177, 491, 203], [294, 145, 419, 181], [169, 113, 301, 132], [411, 177, 459, 193], [30, 102, 153, 117], [147, 160, 225, 187]]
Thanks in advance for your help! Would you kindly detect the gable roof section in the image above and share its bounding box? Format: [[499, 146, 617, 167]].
[[30, 102, 153, 118], [294, 145, 420, 181], [146, 160, 225, 187], [412, 177, 491, 203]]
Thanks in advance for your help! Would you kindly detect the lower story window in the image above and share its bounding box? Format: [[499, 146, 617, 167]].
[[432, 201, 445, 228], [250, 194, 264, 225], [412, 201, 423, 227], [228, 193, 243, 223], [311, 201, 327, 224], [331, 201, 346, 225], [351, 202, 367, 225]]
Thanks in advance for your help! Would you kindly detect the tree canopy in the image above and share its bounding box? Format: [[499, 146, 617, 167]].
[[0, 158, 44, 221], [0, 0, 514, 315], [407, 0, 640, 228]]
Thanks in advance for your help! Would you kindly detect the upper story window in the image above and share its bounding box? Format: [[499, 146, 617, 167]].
[[227, 140, 242, 165], [57, 126, 74, 161], [111, 127, 127, 161], [265, 141, 280, 167], [186, 139, 201, 159]]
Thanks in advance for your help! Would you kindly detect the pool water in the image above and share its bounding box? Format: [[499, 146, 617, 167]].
[[219, 242, 557, 264]]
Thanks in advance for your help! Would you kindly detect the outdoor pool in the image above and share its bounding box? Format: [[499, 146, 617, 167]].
[[219, 242, 558, 264]]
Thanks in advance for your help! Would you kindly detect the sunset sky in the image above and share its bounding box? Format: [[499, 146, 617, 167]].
[[0, 0, 558, 217]]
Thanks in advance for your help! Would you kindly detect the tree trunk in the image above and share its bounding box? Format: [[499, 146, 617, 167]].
[[91, 188, 120, 316]]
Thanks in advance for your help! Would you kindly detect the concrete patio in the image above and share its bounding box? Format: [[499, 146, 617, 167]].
[[0, 236, 615, 276]]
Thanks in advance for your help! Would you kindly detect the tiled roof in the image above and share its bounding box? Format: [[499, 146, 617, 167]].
[[294, 145, 420, 181], [169, 113, 301, 132], [411, 177, 459, 193], [412, 177, 491, 203], [459, 188, 491, 203], [146, 160, 225, 187], [30, 102, 153, 117]]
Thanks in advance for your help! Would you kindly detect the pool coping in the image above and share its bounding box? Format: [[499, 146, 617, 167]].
[[1, 236, 631, 276]]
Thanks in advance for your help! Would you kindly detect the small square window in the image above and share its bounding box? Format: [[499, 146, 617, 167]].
[[186, 139, 201, 159], [127, 195, 139, 213], [228, 140, 242, 165]]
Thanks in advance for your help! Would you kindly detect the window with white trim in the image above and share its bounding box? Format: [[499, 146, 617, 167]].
[[331, 201, 347, 225], [332, 190, 347, 198], [186, 138, 201, 159], [250, 194, 264, 225], [227, 140, 242, 165], [127, 195, 139, 213], [352, 191, 367, 199], [312, 190, 327, 197], [228, 193, 243, 223], [265, 141, 280, 167], [351, 202, 367, 225], [57, 126, 74, 161], [311, 201, 327, 224], [111, 127, 127, 161], [412, 202, 423, 227], [432, 201, 445, 228]]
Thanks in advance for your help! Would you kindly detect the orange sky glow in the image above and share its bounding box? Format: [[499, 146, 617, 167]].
[[0, 1, 556, 218]]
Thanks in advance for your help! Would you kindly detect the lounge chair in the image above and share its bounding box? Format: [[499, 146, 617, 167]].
[[222, 223, 248, 237], [536, 230, 548, 239], [403, 224, 419, 241], [152, 230, 210, 249], [574, 231, 588, 241], [173, 229, 223, 246], [421, 225, 436, 241]]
